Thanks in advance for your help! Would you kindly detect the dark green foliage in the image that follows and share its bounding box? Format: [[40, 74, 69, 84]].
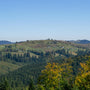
[[0, 62, 46, 89], [0, 80, 10, 90], [28, 79, 35, 90]]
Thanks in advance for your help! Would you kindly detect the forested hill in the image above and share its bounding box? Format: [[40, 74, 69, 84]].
[[0, 40, 90, 90], [0, 40, 13, 45], [0, 40, 89, 75], [0, 40, 89, 58]]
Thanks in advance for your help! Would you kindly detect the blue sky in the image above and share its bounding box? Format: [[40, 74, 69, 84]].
[[0, 0, 90, 42]]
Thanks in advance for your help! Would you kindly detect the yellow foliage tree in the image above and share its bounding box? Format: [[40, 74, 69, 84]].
[[75, 59, 90, 89], [38, 62, 72, 90]]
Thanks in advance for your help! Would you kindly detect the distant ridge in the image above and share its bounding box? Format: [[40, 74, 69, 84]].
[[69, 40, 90, 44], [0, 40, 13, 45], [0, 39, 90, 45]]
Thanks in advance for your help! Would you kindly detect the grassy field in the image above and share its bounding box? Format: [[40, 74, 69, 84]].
[[0, 61, 23, 75]]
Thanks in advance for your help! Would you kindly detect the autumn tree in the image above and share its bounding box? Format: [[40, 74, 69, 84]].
[[75, 59, 90, 90], [38, 62, 73, 90]]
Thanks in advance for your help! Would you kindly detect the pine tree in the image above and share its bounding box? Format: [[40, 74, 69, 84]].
[[28, 79, 35, 90]]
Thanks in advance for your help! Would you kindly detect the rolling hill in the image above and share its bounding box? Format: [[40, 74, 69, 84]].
[[0, 40, 89, 75], [0, 40, 90, 89]]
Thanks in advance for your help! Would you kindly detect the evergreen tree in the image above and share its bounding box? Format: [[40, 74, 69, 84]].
[[28, 79, 35, 90], [0, 80, 10, 90]]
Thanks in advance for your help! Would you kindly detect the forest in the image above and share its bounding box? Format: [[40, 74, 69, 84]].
[[0, 40, 90, 90]]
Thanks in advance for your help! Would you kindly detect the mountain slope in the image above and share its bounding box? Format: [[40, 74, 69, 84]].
[[0, 40, 90, 89], [0, 40, 89, 75]]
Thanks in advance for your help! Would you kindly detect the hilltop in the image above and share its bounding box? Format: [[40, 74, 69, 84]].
[[0, 40, 88, 56]]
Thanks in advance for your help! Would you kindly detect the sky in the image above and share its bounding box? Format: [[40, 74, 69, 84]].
[[0, 0, 90, 42]]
